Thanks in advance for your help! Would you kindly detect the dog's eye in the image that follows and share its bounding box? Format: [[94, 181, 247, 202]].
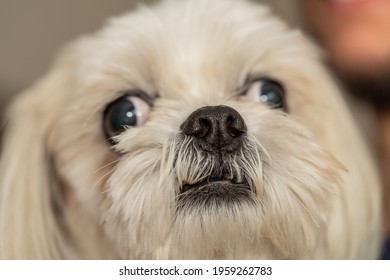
[[103, 95, 150, 141], [245, 78, 285, 109]]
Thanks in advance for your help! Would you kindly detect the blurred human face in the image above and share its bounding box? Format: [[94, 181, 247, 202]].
[[304, 0, 390, 106]]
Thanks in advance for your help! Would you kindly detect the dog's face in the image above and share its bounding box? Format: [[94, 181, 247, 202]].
[[0, 0, 380, 259]]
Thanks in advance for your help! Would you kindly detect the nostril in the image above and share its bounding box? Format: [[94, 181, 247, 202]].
[[181, 116, 211, 138], [197, 118, 211, 138], [225, 116, 246, 138]]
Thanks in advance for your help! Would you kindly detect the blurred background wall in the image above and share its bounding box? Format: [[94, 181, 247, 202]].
[[0, 0, 302, 116]]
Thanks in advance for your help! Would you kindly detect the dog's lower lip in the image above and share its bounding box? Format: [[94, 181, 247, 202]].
[[181, 179, 244, 193]]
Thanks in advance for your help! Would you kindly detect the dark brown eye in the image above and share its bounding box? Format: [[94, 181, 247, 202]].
[[246, 78, 285, 109], [103, 95, 150, 143]]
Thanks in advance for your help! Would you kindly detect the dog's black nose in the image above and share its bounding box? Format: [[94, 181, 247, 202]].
[[181, 105, 247, 153]]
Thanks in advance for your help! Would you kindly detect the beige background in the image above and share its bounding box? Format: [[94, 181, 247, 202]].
[[0, 0, 301, 114]]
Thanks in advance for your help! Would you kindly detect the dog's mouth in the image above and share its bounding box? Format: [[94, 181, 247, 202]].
[[177, 176, 256, 210], [181, 179, 250, 194]]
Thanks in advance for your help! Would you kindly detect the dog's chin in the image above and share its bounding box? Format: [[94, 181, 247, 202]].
[[178, 179, 257, 211]]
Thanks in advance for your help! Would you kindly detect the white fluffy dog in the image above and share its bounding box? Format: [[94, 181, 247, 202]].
[[0, 0, 382, 259]]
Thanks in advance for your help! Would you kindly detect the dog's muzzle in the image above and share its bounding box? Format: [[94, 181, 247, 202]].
[[178, 106, 256, 208]]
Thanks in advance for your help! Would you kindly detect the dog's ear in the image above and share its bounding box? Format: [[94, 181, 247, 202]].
[[0, 45, 79, 259]]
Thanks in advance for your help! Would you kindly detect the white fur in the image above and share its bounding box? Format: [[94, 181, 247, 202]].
[[0, 0, 381, 259]]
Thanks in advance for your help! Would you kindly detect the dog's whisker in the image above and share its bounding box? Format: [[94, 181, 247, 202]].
[[93, 159, 120, 174], [93, 169, 117, 189], [289, 189, 320, 228]]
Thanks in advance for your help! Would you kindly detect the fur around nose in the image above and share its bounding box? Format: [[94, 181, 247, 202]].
[[181, 105, 247, 153]]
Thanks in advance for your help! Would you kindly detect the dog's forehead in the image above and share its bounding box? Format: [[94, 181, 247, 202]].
[[79, 0, 316, 101]]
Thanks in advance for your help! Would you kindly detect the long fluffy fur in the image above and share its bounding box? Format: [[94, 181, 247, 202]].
[[0, 0, 382, 259]]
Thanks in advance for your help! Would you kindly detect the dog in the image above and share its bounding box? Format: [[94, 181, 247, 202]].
[[0, 0, 382, 259]]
